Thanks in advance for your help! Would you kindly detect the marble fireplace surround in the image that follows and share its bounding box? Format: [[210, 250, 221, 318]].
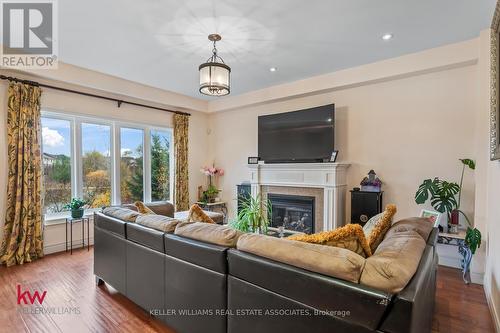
[[248, 163, 350, 231]]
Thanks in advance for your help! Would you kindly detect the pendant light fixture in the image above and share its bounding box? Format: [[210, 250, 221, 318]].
[[199, 34, 231, 96]]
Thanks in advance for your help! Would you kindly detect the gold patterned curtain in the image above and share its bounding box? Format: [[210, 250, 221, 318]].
[[0, 83, 44, 266], [173, 113, 189, 211]]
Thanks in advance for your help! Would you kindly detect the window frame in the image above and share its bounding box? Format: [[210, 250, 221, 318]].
[[41, 110, 174, 221]]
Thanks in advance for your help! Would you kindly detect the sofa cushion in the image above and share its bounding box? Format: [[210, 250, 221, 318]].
[[126, 222, 165, 252], [174, 210, 224, 224], [135, 214, 181, 233], [134, 201, 156, 215], [174, 222, 243, 247], [360, 230, 426, 293], [237, 233, 366, 283], [287, 224, 372, 257], [102, 206, 141, 223], [187, 204, 215, 223], [94, 212, 127, 237], [363, 204, 397, 253], [385, 217, 434, 242]]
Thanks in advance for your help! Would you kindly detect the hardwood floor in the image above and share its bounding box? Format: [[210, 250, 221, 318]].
[[432, 266, 496, 333], [0, 248, 495, 333]]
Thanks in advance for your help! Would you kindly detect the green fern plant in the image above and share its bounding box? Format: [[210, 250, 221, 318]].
[[229, 194, 271, 234]]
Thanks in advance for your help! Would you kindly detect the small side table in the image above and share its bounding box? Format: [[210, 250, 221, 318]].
[[65, 216, 90, 254], [196, 201, 228, 224], [438, 231, 472, 284]]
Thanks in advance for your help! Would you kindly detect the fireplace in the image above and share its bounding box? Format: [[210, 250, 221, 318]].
[[268, 194, 315, 234]]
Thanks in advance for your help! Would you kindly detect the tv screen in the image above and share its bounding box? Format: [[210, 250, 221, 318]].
[[258, 104, 335, 163]]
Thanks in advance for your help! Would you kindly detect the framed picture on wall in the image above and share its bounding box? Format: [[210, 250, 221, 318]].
[[330, 150, 338, 162], [420, 209, 441, 227], [490, 1, 500, 160]]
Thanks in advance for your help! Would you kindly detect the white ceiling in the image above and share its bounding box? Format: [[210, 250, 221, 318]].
[[59, 0, 496, 99]]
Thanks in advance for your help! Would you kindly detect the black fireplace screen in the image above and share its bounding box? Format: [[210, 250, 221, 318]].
[[268, 194, 315, 234]]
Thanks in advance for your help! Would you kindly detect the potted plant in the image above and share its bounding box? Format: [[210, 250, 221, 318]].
[[229, 194, 271, 234], [64, 198, 87, 219], [415, 158, 481, 253], [200, 166, 224, 203]]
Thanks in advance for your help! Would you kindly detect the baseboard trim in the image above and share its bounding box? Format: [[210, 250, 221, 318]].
[[484, 274, 500, 332], [438, 259, 484, 285], [44, 238, 94, 255]]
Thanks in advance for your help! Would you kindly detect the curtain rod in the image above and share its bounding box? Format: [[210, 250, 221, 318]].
[[0, 74, 191, 116]]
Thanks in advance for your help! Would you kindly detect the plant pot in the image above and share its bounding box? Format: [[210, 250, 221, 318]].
[[71, 208, 84, 219], [450, 210, 460, 225]]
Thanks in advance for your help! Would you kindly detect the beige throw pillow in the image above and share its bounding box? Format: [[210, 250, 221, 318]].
[[363, 204, 397, 253], [187, 204, 215, 224], [134, 201, 156, 215]]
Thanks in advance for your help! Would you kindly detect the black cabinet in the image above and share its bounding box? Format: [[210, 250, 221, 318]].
[[237, 184, 251, 213], [350, 190, 383, 225]]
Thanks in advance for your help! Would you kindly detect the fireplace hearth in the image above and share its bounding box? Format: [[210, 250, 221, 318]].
[[268, 193, 315, 234]]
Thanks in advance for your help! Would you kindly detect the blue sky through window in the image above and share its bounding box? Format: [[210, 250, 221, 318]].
[[82, 123, 111, 156], [42, 118, 148, 157], [120, 127, 143, 157], [41, 118, 71, 156]]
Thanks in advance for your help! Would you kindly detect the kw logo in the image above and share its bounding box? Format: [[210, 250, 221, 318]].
[[16, 284, 47, 305]]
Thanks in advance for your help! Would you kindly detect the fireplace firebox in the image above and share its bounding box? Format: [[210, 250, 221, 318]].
[[268, 194, 315, 234]]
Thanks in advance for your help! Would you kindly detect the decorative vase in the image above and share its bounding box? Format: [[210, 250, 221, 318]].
[[71, 208, 84, 219], [449, 210, 459, 234]]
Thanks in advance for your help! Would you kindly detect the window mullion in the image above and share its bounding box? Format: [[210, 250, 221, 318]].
[[74, 120, 82, 199], [112, 124, 120, 206], [144, 128, 152, 203]]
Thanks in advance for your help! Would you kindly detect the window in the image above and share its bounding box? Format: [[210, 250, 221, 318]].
[[82, 123, 112, 208], [41, 117, 72, 214], [40, 112, 174, 219], [120, 128, 144, 204], [151, 129, 172, 202]]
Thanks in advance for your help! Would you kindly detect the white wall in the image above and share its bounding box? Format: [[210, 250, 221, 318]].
[[209, 47, 478, 228], [479, 28, 500, 331], [0, 67, 211, 253], [208, 31, 500, 326]]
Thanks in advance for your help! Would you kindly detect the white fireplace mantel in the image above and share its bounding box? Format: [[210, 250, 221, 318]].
[[248, 162, 350, 231]]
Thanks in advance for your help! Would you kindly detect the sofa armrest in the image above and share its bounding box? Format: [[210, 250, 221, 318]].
[[378, 245, 437, 333]]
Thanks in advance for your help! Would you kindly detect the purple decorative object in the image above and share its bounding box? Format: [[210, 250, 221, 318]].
[[360, 170, 382, 192]]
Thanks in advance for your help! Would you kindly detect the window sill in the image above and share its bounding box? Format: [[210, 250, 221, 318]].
[[44, 211, 96, 226]]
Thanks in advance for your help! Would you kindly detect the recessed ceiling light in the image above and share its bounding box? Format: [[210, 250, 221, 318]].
[[269, 67, 278, 72], [382, 33, 393, 41]]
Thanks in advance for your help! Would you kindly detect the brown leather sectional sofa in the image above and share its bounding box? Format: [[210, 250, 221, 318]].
[[93, 202, 438, 333]]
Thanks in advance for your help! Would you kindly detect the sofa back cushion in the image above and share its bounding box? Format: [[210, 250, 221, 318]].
[[103, 207, 141, 223], [360, 230, 426, 293], [237, 233, 365, 283], [135, 214, 181, 233], [385, 217, 434, 242], [174, 222, 243, 247]]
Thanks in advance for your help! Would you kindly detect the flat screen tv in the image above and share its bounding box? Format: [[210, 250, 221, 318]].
[[258, 104, 335, 163]]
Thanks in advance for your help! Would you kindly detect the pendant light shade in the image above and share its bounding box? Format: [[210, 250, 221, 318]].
[[199, 34, 231, 96]]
